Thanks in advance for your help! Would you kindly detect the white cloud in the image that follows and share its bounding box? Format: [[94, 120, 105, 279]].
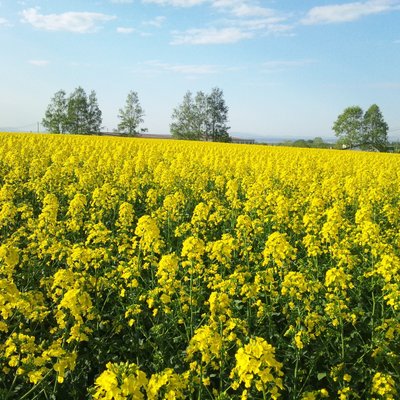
[[0, 17, 11, 27], [142, 0, 293, 40], [223, 16, 293, 35], [230, 4, 274, 17], [212, 1, 293, 37], [142, 16, 166, 27], [171, 27, 252, 44], [28, 59, 50, 66], [21, 8, 116, 33], [148, 0, 279, 18], [117, 26, 135, 33], [302, 0, 400, 25], [132, 60, 221, 78], [110, 0, 134, 3], [142, 0, 206, 6], [161, 63, 218, 74], [212, 0, 275, 18], [262, 59, 316, 72]]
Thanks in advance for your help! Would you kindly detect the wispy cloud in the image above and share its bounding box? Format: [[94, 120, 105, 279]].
[[28, 59, 50, 67], [0, 17, 11, 27], [223, 15, 294, 36], [302, 0, 400, 25], [142, 0, 278, 18], [116, 26, 152, 36], [21, 8, 116, 33], [142, 0, 206, 6], [143, 60, 220, 75], [262, 59, 316, 72], [141, 0, 293, 42], [116, 27, 135, 33], [171, 27, 253, 44], [142, 16, 166, 27], [110, 0, 134, 3], [212, 0, 275, 18]]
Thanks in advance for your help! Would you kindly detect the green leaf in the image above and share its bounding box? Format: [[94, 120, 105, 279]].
[[317, 372, 327, 381]]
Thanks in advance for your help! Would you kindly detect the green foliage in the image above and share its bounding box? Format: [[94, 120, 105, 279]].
[[117, 91, 146, 136], [363, 104, 389, 152], [206, 87, 230, 142], [275, 137, 330, 149], [170, 91, 200, 141], [42, 87, 102, 135], [41, 90, 68, 134], [332, 106, 364, 148], [333, 104, 389, 151], [170, 87, 230, 142], [86, 91, 103, 135]]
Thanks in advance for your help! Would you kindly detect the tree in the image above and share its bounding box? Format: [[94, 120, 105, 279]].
[[67, 87, 90, 134], [333, 105, 389, 151], [332, 106, 364, 148], [170, 87, 230, 142], [87, 90, 102, 134], [312, 137, 326, 148], [67, 87, 102, 134], [43, 87, 102, 135], [363, 104, 388, 152], [206, 87, 230, 142], [192, 91, 209, 139], [170, 91, 199, 140], [117, 91, 146, 136], [42, 90, 68, 133]]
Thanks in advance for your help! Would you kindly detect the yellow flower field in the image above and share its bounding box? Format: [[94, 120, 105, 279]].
[[0, 132, 399, 399]]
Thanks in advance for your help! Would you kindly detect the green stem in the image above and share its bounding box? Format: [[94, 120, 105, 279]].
[[340, 318, 345, 361], [19, 369, 52, 400], [190, 262, 194, 338], [5, 372, 18, 400], [198, 362, 203, 400], [219, 320, 224, 394], [293, 349, 300, 399], [371, 290, 376, 344]]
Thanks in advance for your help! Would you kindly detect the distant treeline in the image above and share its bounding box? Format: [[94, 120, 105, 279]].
[[42, 87, 231, 142], [273, 137, 332, 149], [272, 137, 400, 153]]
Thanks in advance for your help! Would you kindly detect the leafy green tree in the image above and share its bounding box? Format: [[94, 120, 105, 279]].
[[67, 87, 103, 134], [170, 87, 230, 142], [170, 91, 199, 140], [333, 105, 389, 151], [332, 106, 364, 148], [206, 87, 230, 142], [363, 104, 388, 152], [192, 91, 209, 139], [43, 87, 102, 134], [42, 90, 68, 133], [87, 90, 103, 134], [66, 87, 89, 134], [117, 91, 146, 136], [312, 137, 327, 148]]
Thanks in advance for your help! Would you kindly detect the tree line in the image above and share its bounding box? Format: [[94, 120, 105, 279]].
[[43, 88, 391, 150], [42, 87, 230, 142], [275, 105, 390, 152]]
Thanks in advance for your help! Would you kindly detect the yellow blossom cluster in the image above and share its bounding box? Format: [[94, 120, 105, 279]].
[[1, 132, 400, 398]]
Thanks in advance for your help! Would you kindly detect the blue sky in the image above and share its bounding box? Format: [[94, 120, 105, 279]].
[[0, 0, 399, 140]]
